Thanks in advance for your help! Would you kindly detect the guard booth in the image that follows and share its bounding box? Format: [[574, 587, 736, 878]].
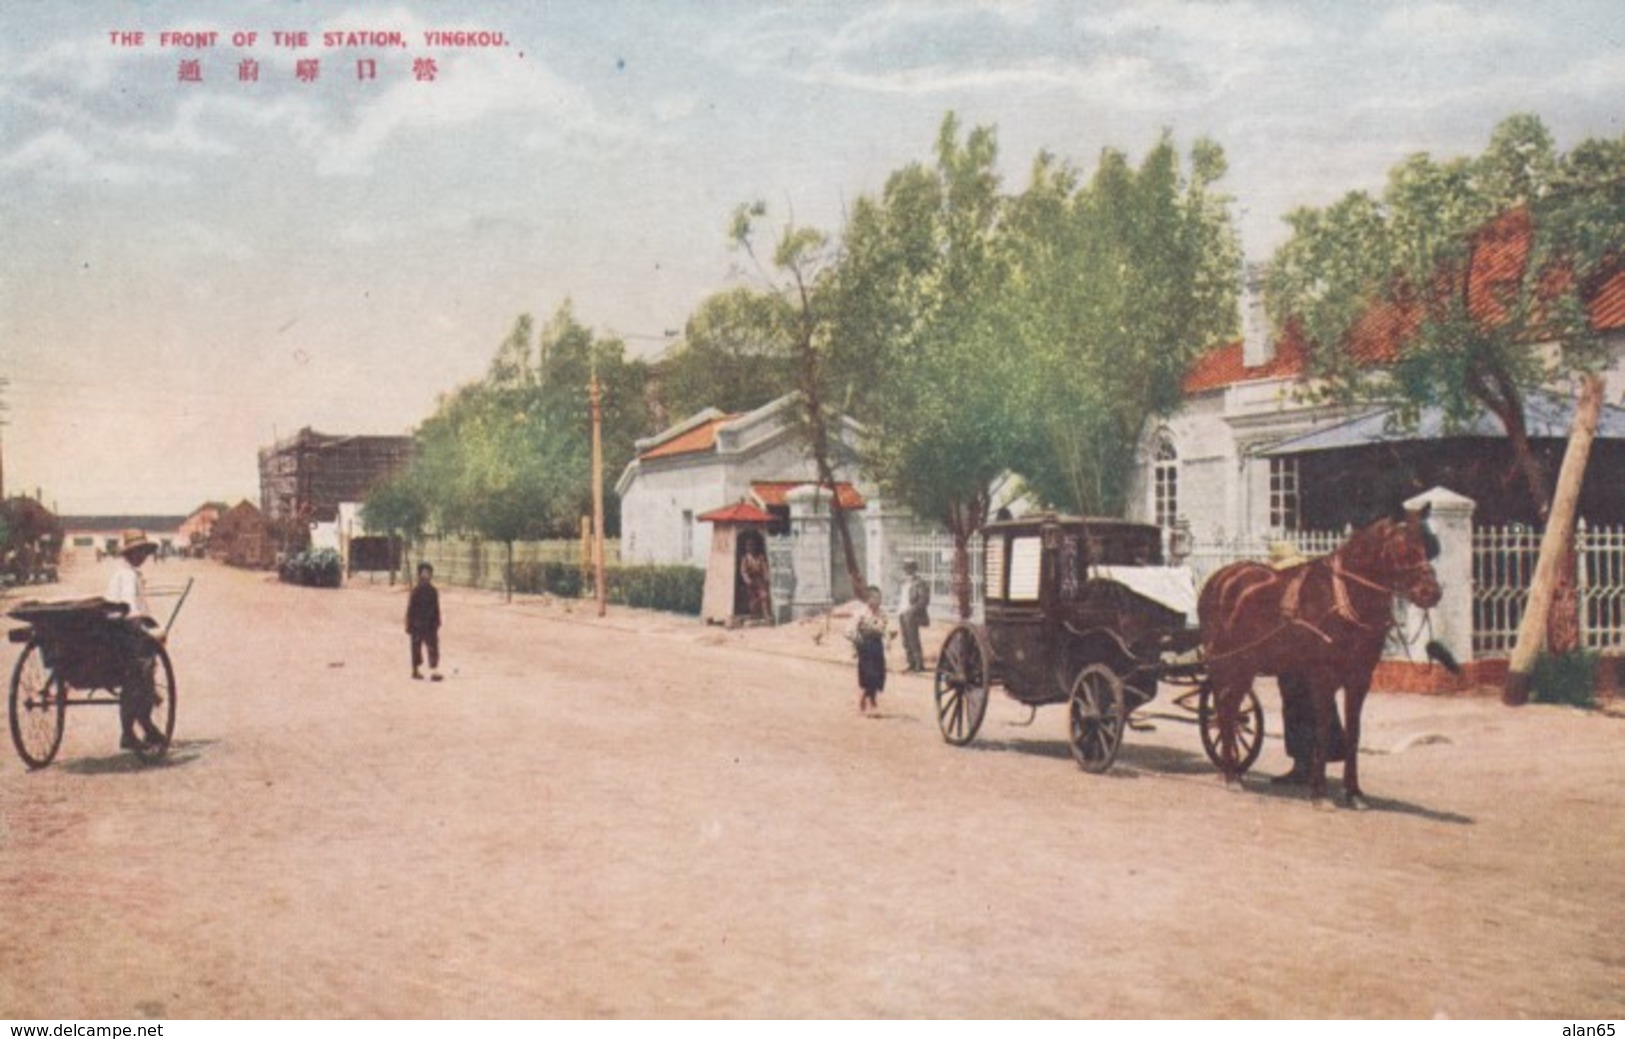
[[697, 501, 775, 626]]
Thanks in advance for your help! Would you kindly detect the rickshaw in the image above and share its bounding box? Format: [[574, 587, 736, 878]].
[[932, 514, 1265, 774], [7, 597, 178, 768]]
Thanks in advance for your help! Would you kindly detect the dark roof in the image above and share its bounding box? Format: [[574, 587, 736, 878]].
[[1260, 389, 1625, 456]]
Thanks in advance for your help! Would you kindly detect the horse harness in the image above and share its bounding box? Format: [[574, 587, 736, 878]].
[[1207, 549, 1403, 665]]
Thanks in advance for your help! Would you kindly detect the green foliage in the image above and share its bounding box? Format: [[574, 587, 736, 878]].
[[360, 476, 429, 542], [659, 287, 796, 420], [1530, 649, 1598, 708], [384, 301, 653, 556], [508, 561, 703, 614], [279, 548, 343, 588], [510, 560, 586, 598], [1266, 113, 1625, 515], [1006, 131, 1240, 514], [606, 565, 705, 615], [833, 114, 1023, 544], [840, 115, 1239, 525]]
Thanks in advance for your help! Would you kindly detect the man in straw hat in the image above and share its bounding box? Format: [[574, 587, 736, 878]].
[[106, 529, 165, 752]]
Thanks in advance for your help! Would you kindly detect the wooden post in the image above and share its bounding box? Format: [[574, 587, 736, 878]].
[[590, 370, 607, 618], [1504, 374, 1605, 705]]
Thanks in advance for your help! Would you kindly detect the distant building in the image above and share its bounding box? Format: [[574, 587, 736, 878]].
[[177, 501, 228, 557], [209, 500, 275, 569], [1127, 216, 1625, 543], [59, 514, 186, 564], [258, 428, 415, 548]]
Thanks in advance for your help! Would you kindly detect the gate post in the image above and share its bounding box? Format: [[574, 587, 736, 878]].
[[785, 484, 833, 620], [1405, 487, 1476, 667]]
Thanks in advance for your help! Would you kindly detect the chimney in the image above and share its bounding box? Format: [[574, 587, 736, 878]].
[[1240, 261, 1273, 369]]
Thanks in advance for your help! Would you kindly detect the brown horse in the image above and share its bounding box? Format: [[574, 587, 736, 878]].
[[1198, 507, 1442, 809]]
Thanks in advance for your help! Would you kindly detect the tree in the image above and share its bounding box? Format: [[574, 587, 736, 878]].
[[359, 474, 429, 579], [658, 287, 796, 420], [728, 202, 871, 603], [529, 303, 652, 537], [1006, 133, 1239, 515], [833, 114, 1027, 617], [1265, 113, 1625, 671]]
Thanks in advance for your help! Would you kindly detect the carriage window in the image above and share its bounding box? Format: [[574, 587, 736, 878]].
[[1270, 457, 1300, 531], [1154, 433, 1178, 530], [1008, 536, 1042, 601], [985, 536, 1006, 602]]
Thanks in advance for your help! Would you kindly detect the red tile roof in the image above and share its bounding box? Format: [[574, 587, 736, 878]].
[[1181, 327, 1309, 393], [638, 414, 739, 461], [1186, 207, 1625, 393], [697, 501, 776, 524], [751, 481, 866, 510]]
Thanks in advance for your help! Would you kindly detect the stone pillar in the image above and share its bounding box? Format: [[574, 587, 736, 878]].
[[1404, 486, 1476, 666], [785, 484, 833, 620]]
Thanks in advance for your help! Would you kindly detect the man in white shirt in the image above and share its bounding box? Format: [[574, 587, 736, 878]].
[[105, 529, 164, 751]]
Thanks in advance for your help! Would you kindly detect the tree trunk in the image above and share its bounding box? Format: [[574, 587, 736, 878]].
[[1504, 374, 1604, 705], [946, 492, 988, 620]]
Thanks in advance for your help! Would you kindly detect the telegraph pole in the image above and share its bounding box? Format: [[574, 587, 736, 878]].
[[0, 375, 10, 501], [589, 369, 607, 617]]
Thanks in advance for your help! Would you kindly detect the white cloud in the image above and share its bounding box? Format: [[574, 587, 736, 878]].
[[1075, 0, 1316, 52], [0, 127, 176, 185], [312, 48, 644, 176], [1372, 2, 1531, 49]]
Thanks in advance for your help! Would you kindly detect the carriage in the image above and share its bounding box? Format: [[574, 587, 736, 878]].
[[931, 513, 1265, 774], [7, 597, 178, 768]]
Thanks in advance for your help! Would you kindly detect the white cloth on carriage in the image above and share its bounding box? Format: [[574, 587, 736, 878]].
[[1091, 565, 1198, 623]]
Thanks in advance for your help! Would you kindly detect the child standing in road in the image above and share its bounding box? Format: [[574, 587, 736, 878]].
[[406, 562, 443, 681], [845, 585, 889, 715]]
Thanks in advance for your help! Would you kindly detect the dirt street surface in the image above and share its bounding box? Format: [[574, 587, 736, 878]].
[[2, 558, 1622, 1019]]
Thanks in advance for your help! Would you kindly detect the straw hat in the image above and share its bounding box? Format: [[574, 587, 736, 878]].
[[118, 529, 158, 559], [1266, 540, 1305, 570]]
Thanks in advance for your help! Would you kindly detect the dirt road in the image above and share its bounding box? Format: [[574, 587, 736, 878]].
[[2, 559, 1621, 1018]]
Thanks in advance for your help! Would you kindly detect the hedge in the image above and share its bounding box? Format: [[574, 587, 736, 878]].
[[279, 548, 343, 588], [508, 561, 703, 615]]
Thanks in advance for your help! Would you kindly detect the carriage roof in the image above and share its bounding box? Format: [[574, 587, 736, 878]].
[[982, 514, 1164, 565]]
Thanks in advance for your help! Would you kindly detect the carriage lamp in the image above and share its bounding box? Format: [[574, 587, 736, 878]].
[[1169, 519, 1193, 564]]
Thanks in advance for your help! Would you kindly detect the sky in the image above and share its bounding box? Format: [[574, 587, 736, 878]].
[[2, 0, 1622, 515]]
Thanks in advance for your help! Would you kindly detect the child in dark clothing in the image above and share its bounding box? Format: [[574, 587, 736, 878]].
[[406, 562, 443, 681], [845, 585, 888, 715]]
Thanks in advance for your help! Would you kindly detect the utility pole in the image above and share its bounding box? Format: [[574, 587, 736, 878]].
[[0, 375, 9, 501], [589, 369, 607, 618]]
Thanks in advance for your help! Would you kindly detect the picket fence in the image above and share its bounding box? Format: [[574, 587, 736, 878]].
[[408, 536, 622, 592], [1472, 520, 1625, 656]]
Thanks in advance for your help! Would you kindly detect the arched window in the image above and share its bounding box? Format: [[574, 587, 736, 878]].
[[1153, 432, 1178, 530]]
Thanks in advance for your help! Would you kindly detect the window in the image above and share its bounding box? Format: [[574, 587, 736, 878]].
[[681, 510, 694, 562], [1270, 456, 1300, 531], [1008, 536, 1042, 601], [1153, 432, 1179, 530]]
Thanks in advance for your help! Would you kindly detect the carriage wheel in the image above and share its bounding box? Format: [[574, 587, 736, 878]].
[[1197, 681, 1265, 776], [933, 624, 991, 746], [1068, 664, 1126, 774], [132, 646, 177, 764], [9, 639, 66, 770]]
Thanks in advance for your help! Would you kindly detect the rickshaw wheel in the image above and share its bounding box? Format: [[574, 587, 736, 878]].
[[9, 639, 66, 770], [933, 624, 991, 746], [132, 645, 177, 764], [1196, 681, 1265, 776], [1068, 663, 1126, 774]]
